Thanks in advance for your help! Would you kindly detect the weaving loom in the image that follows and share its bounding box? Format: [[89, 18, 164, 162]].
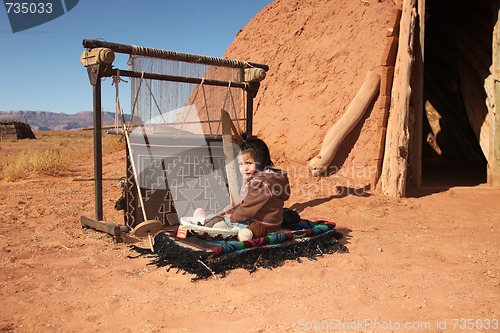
[[80, 40, 267, 241]]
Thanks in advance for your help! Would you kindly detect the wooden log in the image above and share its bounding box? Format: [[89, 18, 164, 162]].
[[380, 0, 417, 197], [83, 39, 269, 71], [308, 71, 380, 176], [80, 216, 121, 236], [492, 4, 500, 187], [408, 0, 425, 189]]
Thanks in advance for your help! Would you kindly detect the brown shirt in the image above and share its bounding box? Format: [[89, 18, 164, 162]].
[[228, 169, 290, 231]]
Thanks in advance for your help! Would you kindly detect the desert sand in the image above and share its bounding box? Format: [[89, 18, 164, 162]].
[[0, 149, 499, 333]]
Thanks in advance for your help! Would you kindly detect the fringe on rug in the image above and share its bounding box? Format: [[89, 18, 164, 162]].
[[131, 231, 348, 281]]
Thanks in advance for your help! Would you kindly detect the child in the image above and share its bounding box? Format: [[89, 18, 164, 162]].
[[205, 136, 291, 241]]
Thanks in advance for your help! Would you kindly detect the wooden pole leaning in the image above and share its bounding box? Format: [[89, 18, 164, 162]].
[[221, 110, 242, 205], [308, 71, 381, 176]]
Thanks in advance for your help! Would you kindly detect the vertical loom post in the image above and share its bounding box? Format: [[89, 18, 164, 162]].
[[80, 62, 123, 242], [245, 82, 260, 136], [245, 92, 253, 136], [93, 79, 103, 220]]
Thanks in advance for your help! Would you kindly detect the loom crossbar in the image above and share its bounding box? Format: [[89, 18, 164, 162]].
[[110, 69, 247, 89], [83, 39, 269, 71]]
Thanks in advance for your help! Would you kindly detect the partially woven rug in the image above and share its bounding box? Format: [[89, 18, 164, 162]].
[[130, 221, 348, 281]]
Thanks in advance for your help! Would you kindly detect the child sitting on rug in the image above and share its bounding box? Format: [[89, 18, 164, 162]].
[[204, 136, 290, 242]]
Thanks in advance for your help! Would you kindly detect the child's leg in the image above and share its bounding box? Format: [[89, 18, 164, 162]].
[[247, 222, 267, 238]]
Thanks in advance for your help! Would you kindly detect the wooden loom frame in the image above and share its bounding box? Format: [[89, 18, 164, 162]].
[[80, 39, 268, 241]]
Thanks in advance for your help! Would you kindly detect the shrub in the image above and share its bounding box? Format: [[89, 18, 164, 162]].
[[1, 149, 71, 180], [0, 130, 125, 181]]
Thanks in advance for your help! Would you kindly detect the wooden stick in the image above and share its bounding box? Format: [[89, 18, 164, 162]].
[[492, 5, 500, 187], [221, 110, 240, 204], [308, 71, 380, 176], [229, 118, 243, 143]]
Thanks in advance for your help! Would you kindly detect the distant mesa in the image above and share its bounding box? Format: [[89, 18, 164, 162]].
[[0, 110, 135, 131]]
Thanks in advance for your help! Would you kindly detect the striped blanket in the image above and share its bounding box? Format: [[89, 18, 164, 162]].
[[132, 221, 348, 281]]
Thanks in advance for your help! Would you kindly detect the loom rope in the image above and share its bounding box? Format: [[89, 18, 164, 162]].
[[130, 44, 250, 69]]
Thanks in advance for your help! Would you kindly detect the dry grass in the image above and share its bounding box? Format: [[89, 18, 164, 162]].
[[0, 130, 125, 181]]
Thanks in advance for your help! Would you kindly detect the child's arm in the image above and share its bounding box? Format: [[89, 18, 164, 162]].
[[229, 178, 271, 223], [216, 180, 248, 216]]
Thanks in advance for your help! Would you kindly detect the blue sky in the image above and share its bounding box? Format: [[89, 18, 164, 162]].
[[0, 0, 272, 115]]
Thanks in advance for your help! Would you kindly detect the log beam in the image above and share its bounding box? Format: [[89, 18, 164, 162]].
[[408, 0, 425, 189], [308, 71, 380, 176]]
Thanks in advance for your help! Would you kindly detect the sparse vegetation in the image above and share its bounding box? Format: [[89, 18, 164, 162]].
[[0, 130, 125, 181]]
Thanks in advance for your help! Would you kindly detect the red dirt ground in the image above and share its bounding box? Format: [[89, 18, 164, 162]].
[[0, 150, 499, 333], [1, 0, 499, 332]]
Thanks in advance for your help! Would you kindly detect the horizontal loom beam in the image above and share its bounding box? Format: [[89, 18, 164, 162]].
[[82, 39, 269, 71], [108, 68, 248, 89]]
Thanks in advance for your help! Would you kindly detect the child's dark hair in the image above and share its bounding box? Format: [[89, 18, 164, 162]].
[[239, 135, 273, 171]]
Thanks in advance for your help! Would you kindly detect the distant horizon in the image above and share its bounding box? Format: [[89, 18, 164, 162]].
[[0, 110, 114, 114], [0, 109, 137, 131]]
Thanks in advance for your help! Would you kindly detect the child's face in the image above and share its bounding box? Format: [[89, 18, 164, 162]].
[[237, 152, 257, 180]]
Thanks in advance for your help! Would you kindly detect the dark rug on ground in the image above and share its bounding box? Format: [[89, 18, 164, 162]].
[[130, 221, 349, 281]]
